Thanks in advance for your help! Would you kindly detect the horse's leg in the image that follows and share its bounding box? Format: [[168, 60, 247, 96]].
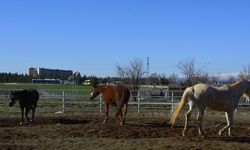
[[122, 103, 128, 126], [218, 111, 233, 136], [103, 103, 109, 124], [227, 111, 233, 136], [119, 106, 123, 126], [20, 106, 24, 125], [31, 104, 36, 123], [115, 104, 123, 126], [25, 107, 31, 123], [182, 101, 194, 136], [197, 109, 206, 137]]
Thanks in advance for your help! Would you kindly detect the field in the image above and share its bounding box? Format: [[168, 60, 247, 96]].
[[1, 83, 250, 149], [0, 83, 91, 97], [0, 109, 250, 150], [0, 83, 91, 90]]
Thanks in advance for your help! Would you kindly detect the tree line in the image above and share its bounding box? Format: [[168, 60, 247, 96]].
[[1, 58, 249, 88]]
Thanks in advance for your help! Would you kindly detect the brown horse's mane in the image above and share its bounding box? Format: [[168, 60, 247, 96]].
[[95, 84, 118, 93]]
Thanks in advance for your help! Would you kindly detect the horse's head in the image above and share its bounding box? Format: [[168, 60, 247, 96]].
[[9, 91, 18, 107], [90, 86, 100, 100]]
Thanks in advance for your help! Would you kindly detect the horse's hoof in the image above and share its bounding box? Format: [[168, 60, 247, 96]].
[[182, 130, 186, 137], [218, 131, 222, 136], [120, 122, 125, 127], [201, 134, 207, 138], [182, 132, 186, 137]]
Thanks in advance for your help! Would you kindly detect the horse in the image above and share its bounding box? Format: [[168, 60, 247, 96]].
[[9, 89, 39, 125], [90, 84, 130, 126], [169, 79, 250, 137]]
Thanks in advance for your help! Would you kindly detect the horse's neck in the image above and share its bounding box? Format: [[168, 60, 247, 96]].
[[97, 86, 107, 95], [16, 91, 25, 100], [229, 81, 247, 99]]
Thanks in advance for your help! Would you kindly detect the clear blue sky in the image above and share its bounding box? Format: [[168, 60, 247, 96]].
[[0, 0, 249, 77]]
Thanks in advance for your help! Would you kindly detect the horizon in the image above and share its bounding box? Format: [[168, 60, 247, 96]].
[[0, 1, 249, 77], [0, 67, 242, 80]]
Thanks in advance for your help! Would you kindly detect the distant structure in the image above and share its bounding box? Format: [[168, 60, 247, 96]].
[[29, 67, 73, 79], [67, 71, 82, 85]]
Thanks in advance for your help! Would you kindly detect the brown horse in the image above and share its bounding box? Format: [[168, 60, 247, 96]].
[[90, 84, 130, 126]]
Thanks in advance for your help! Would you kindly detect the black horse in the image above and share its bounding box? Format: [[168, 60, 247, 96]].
[[9, 89, 39, 125]]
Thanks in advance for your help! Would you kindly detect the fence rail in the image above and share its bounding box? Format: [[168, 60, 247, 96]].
[[0, 89, 250, 113]]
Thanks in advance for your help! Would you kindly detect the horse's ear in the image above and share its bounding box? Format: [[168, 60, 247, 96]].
[[92, 81, 99, 88]]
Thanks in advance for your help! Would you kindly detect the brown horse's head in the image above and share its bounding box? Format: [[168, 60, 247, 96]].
[[90, 86, 100, 100]]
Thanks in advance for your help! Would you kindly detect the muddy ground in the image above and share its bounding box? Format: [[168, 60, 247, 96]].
[[0, 112, 250, 150]]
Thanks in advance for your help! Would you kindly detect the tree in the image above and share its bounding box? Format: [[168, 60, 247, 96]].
[[196, 71, 209, 84], [177, 59, 198, 86], [228, 75, 236, 83], [209, 74, 220, 84], [148, 73, 160, 85], [239, 64, 250, 79], [168, 73, 179, 85], [159, 73, 169, 85], [116, 58, 146, 100], [177, 59, 211, 86]]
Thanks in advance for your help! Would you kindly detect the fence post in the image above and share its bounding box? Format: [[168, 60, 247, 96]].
[[137, 91, 140, 113], [171, 91, 174, 112], [99, 95, 102, 113], [61, 91, 65, 113]]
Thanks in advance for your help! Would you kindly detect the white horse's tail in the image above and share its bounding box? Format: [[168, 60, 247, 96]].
[[169, 87, 194, 126]]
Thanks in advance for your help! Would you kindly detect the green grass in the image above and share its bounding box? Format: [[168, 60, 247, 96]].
[[0, 83, 92, 96], [0, 83, 91, 90]]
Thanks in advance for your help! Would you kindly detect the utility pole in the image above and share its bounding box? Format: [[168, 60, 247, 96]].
[[147, 57, 149, 78], [203, 62, 210, 74]]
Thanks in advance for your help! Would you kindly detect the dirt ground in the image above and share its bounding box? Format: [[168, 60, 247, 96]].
[[0, 111, 250, 150]]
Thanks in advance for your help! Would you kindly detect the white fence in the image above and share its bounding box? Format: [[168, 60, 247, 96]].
[[1, 89, 250, 113]]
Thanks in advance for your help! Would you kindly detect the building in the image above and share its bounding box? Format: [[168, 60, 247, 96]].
[[32, 79, 62, 84], [29, 67, 73, 79], [29, 67, 38, 77]]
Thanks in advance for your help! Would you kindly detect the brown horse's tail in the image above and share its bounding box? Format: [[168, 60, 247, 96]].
[[169, 87, 194, 126]]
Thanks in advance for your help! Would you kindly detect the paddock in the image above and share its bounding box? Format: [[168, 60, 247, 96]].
[[0, 88, 250, 149], [0, 109, 250, 149]]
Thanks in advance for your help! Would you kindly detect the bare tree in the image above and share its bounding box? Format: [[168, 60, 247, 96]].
[[239, 64, 250, 79], [159, 73, 169, 85], [147, 73, 169, 85], [168, 73, 179, 85], [177, 59, 211, 85], [116, 58, 146, 100], [228, 75, 236, 83], [148, 73, 160, 85], [196, 71, 210, 84], [177, 59, 197, 86], [209, 74, 220, 84]]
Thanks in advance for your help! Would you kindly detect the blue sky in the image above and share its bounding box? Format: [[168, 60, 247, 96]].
[[0, 0, 249, 77]]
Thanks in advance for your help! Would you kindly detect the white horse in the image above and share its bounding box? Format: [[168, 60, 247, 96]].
[[169, 79, 250, 137]]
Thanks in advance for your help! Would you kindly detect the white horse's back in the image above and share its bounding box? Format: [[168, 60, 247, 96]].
[[192, 84, 235, 111]]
